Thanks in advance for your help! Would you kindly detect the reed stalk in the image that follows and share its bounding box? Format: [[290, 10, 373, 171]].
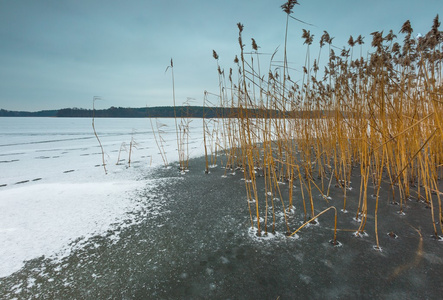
[[92, 96, 107, 175]]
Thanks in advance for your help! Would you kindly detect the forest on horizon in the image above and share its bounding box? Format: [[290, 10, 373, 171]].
[[0, 106, 333, 118]]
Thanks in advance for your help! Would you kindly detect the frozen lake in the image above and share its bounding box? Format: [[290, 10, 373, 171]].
[[0, 117, 205, 280], [1, 117, 443, 299]]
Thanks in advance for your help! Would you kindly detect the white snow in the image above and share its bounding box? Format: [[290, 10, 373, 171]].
[[0, 117, 206, 278]]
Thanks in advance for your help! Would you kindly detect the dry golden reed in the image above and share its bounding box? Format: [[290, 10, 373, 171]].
[[203, 2, 442, 248]]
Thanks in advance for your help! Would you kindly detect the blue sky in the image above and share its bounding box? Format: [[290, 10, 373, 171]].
[[0, 0, 440, 111]]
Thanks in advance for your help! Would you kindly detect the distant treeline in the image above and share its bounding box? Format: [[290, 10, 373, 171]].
[[0, 106, 215, 118], [57, 106, 221, 118], [0, 109, 59, 117], [1, 106, 335, 118], [55, 106, 293, 118]]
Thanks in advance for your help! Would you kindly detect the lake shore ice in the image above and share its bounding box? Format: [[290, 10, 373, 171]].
[[0, 117, 443, 298], [0, 117, 205, 278]]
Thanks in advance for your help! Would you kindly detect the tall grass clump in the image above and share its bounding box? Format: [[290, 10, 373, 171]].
[[205, 1, 442, 248]]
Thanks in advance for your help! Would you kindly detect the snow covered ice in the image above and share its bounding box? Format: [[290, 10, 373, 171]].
[[2, 117, 443, 299], [0, 117, 205, 278]]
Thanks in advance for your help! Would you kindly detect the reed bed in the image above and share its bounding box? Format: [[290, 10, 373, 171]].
[[203, 2, 442, 249]]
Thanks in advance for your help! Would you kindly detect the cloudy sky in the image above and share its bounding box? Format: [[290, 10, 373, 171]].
[[0, 0, 439, 111]]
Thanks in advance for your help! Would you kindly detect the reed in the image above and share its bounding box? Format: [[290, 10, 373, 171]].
[[116, 142, 126, 165], [127, 129, 138, 168], [149, 118, 169, 168], [203, 3, 442, 248], [92, 96, 107, 175]]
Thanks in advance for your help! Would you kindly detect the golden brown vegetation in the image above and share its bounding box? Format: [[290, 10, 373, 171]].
[[204, 4, 442, 249]]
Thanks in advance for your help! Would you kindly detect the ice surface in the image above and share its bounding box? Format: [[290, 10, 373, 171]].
[[0, 117, 205, 278], [2, 117, 443, 299]]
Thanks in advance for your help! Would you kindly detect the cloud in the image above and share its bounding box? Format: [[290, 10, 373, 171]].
[[0, 0, 440, 111]]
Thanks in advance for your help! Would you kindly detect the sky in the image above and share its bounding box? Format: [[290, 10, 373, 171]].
[[0, 0, 440, 111]]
